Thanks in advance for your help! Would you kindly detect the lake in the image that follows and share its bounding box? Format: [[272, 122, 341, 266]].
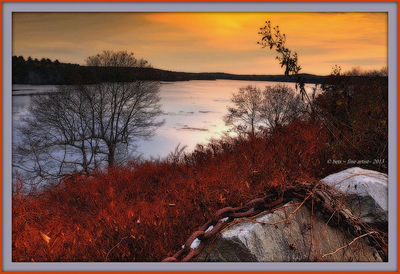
[[13, 80, 319, 160]]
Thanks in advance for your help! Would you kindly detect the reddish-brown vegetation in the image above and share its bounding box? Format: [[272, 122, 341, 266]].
[[13, 120, 330, 262], [12, 75, 387, 262]]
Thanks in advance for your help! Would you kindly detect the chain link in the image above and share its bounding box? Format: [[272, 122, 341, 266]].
[[162, 191, 287, 262], [162, 181, 387, 262]]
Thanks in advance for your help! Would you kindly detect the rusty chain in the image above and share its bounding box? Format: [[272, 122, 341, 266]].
[[161, 192, 287, 262], [161, 181, 387, 262]]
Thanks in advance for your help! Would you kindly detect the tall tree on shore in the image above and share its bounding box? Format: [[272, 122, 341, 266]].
[[258, 21, 306, 99]]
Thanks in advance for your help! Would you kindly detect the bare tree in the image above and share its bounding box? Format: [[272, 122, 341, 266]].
[[224, 85, 263, 137], [260, 84, 306, 130], [224, 84, 306, 137], [14, 50, 163, 184]]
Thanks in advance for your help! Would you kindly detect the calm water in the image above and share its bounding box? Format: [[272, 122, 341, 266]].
[[13, 80, 318, 159]]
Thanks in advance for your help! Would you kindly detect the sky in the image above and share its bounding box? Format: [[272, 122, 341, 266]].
[[13, 12, 387, 75]]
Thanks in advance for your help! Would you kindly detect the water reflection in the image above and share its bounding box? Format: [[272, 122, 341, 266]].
[[12, 80, 319, 159]]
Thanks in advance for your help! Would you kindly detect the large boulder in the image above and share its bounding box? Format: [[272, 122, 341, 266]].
[[196, 201, 383, 262], [321, 167, 387, 225], [192, 168, 387, 262]]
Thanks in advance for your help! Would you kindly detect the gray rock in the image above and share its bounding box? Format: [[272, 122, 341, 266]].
[[321, 167, 387, 224], [196, 201, 382, 262]]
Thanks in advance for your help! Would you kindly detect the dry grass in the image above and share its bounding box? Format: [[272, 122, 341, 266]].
[[13, 120, 331, 262]]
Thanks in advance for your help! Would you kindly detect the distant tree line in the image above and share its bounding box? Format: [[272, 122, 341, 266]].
[[12, 55, 328, 85]]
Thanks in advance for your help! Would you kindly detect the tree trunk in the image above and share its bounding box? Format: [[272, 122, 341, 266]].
[[108, 144, 116, 167], [81, 141, 89, 173], [251, 119, 255, 137]]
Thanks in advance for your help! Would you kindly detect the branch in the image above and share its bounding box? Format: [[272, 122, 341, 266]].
[[321, 231, 378, 259]]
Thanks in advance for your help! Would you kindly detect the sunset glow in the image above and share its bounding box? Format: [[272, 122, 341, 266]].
[[13, 12, 387, 75]]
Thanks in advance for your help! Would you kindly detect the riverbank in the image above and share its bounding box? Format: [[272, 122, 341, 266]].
[[13, 56, 327, 85]]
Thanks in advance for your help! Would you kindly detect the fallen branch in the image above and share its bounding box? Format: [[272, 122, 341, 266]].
[[321, 231, 378, 259]]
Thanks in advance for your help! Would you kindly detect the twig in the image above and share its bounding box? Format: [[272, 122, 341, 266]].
[[321, 231, 378, 259], [105, 236, 129, 261], [240, 192, 313, 226]]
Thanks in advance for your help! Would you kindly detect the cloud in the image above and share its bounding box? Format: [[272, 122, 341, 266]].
[[13, 12, 387, 74]]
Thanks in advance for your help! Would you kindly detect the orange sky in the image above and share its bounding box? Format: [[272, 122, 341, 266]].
[[12, 12, 387, 75]]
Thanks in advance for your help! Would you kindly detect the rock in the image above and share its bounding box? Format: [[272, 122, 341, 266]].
[[191, 168, 387, 262], [321, 167, 387, 224], [196, 201, 382, 262]]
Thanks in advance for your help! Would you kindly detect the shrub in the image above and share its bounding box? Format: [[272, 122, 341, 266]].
[[13, 119, 330, 262], [314, 75, 388, 172]]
